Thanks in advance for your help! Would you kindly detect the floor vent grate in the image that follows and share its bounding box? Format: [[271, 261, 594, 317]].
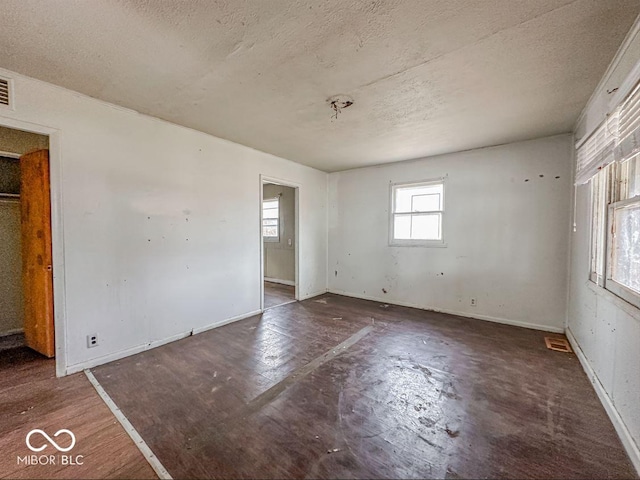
[[545, 336, 572, 353]]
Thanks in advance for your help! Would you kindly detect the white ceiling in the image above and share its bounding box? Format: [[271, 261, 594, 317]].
[[0, 1, 638, 172]]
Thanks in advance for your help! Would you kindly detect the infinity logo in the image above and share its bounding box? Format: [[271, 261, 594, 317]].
[[26, 429, 76, 452]]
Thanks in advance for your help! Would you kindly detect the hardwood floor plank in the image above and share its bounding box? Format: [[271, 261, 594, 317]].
[[92, 294, 638, 479], [0, 348, 157, 479], [264, 281, 295, 309]]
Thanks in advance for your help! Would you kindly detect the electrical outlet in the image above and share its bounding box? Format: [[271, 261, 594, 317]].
[[470, 298, 477, 306], [87, 334, 99, 348]]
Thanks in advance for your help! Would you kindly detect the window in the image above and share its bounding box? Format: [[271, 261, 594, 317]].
[[390, 180, 444, 246], [589, 156, 640, 308], [579, 75, 640, 310], [262, 198, 279, 240]]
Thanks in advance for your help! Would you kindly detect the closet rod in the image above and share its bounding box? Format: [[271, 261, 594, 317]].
[[0, 193, 20, 200]]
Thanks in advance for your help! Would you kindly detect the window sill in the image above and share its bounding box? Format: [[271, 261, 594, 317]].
[[585, 279, 640, 321], [389, 241, 448, 248]]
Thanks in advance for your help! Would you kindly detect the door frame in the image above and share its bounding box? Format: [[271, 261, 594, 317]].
[[259, 174, 300, 311], [0, 115, 67, 377]]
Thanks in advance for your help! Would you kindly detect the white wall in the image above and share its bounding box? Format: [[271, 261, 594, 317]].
[[0, 67, 327, 374], [263, 184, 295, 283], [329, 135, 573, 332], [569, 22, 640, 473]]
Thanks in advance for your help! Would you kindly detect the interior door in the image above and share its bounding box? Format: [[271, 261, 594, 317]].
[[20, 149, 54, 357]]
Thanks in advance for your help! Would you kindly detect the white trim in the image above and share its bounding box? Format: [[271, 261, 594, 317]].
[[66, 309, 261, 375], [0, 115, 68, 378], [609, 57, 640, 112], [327, 289, 564, 333], [84, 370, 173, 480], [191, 309, 261, 335], [389, 177, 446, 247], [575, 14, 640, 131], [264, 299, 297, 310], [264, 277, 295, 286], [566, 328, 640, 476]]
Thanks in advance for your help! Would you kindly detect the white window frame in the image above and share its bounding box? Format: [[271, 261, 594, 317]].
[[389, 178, 446, 247], [589, 161, 640, 310], [605, 195, 640, 309], [262, 197, 279, 242]]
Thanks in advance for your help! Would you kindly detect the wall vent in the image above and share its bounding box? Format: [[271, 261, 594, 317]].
[[0, 78, 11, 107]]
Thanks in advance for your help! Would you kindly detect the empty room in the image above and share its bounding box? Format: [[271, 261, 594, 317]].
[[0, 1, 639, 479]]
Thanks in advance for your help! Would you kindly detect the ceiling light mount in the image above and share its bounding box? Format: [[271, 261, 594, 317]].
[[327, 94, 354, 120]]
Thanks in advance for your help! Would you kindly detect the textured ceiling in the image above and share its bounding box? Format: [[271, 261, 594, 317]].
[[0, 0, 638, 171]]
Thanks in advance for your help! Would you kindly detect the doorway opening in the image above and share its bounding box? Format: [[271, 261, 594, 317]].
[[261, 177, 299, 310], [0, 125, 54, 358]]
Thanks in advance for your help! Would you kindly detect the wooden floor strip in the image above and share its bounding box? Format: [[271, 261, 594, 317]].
[[222, 324, 374, 430], [84, 369, 172, 480]]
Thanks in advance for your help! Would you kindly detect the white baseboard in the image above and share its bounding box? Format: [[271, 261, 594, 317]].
[[264, 277, 295, 286], [65, 309, 262, 375], [0, 328, 24, 338], [327, 289, 565, 333], [191, 309, 262, 335], [566, 328, 640, 475], [298, 289, 329, 301]]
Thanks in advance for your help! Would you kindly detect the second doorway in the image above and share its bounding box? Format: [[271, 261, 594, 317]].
[[262, 180, 297, 309]]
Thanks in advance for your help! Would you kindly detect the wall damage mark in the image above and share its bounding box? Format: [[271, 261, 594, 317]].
[[327, 94, 354, 120]]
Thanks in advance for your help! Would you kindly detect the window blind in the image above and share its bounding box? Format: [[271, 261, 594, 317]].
[[575, 113, 617, 185], [615, 80, 640, 163]]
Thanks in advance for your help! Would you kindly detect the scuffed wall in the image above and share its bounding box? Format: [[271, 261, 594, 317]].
[[0, 67, 328, 373], [329, 135, 572, 332]]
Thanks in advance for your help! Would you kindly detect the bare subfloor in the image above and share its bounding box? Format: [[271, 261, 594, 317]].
[[92, 294, 637, 479]]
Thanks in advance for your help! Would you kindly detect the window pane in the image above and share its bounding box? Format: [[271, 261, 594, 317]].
[[412, 193, 440, 212], [611, 202, 640, 294], [395, 183, 443, 213], [263, 226, 278, 237], [263, 208, 278, 219], [263, 219, 278, 226], [411, 213, 441, 240], [394, 214, 412, 239], [263, 198, 279, 220], [393, 214, 441, 240], [627, 157, 640, 198]]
